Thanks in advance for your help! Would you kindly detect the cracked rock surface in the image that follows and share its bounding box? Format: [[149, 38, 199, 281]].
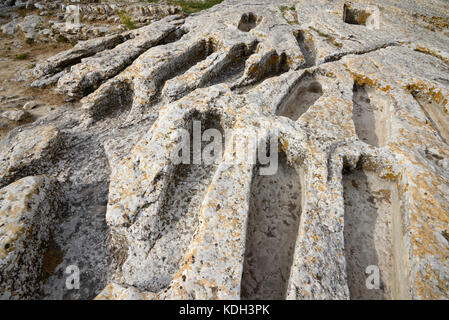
[[0, 0, 448, 300]]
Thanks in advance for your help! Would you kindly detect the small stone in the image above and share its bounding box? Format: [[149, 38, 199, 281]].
[[23, 101, 39, 110], [0, 19, 19, 35], [13, 40, 23, 48], [1, 110, 30, 121], [39, 28, 52, 36], [18, 15, 43, 40]]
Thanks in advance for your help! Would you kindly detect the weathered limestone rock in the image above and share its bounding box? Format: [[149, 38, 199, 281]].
[[0, 125, 61, 188], [0, 0, 179, 43], [0, 19, 19, 35], [18, 15, 43, 39], [32, 33, 131, 78], [2, 0, 448, 300], [57, 15, 185, 99], [23, 101, 39, 110], [0, 176, 63, 299], [76, 5, 305, 124], [1, 110, 30, 122]]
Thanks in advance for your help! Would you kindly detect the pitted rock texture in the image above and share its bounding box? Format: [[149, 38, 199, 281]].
[[0, 175, 63, 299], [0, 125, 61, 188], [0, 0, 448, 300]]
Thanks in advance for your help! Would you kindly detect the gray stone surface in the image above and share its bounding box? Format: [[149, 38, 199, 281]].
[[18, 15, 43, 39], [57, 15, 185, 99], [0, 125, 61, 187], [0, 175, 63, 299], [0, 19, 19, 35], [1, 110, 30, 122], [23, 101, 39, 110], [0, 0, 448, 300], [0, 1, 182, 44]]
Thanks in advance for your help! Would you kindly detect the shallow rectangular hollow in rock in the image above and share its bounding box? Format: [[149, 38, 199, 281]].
[[84, 38, 215, 122], [276, 73, 323, 121], [238, 12, 260, 32], [73, 27, 188, 99], [205, 42, 258, 88], [147, 38, 217, 101], [411, 92, 449, 145], [343, 3, 371, 26], [295, 30, 316, 68], [121, 111, 225, 291], [241, 151, 302, 300], [84, 78, 135, 122], [343, 168, 409, 299], [351, 84, 391, 147]]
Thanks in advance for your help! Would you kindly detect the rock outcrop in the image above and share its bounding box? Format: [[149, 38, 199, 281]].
[[0, 125, 61, 188], [0, 175, 63, 299], [0, 1, 180, 45], [0, 0, 448, 300]]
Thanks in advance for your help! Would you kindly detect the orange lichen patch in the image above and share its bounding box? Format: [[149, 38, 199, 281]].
[[415, 264, 447, 299], [348, 69, 392, 93], [284, 53, 301, 67], [95, 282, 155, 300], [355, 11, 370, 24], [405, 81, 449, 109], [414, 46, 449, 65], [280, 137, 289, 152], [387, 107, 449, 299], [310, 233, 319, 242], [373, 189, 392, 203], [246, 59, 261, 77], [383, 172, 399, 181], [401, 164, 448, 298], [412, 14, 449, 32], [94, 283, 116, 300]]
